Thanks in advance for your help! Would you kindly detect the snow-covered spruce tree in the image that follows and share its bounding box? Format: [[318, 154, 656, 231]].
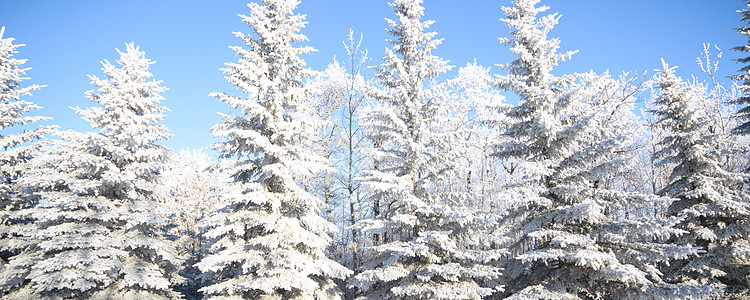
[[8, 43, 184, 299], [348, 1, 503, 299], [733, 0, 750, 137], [652, 60, 750, 299], [0, 26, 56, 296], [196, 1, 351, 299], [493, 1, 707, 299]]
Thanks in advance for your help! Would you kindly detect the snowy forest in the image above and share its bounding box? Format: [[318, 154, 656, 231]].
[[2, 0, 750, 299]]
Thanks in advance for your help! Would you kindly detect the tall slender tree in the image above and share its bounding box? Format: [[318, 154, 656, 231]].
[[349, 1, 502, 299], [653, 60, 750, 299], [307, 31, 371, 271], [11, 43, 184, 299], [0, 26, 56, 297], [196, 1, 351, 298], [337, 31, 370, 271], [493, 1, 705, 298]]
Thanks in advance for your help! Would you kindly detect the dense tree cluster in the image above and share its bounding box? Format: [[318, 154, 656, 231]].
[[1, 0, 749, 299]]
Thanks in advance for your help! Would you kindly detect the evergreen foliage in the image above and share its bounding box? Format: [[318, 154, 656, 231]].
[[1, 2, 748, 299], [493, 1, 707, 298], [732, 0, 750, 136], [9, 43, 184, 299], [653, 60, 750, 299], [349, 1, 503, 299], [196, 1, 351, 298], [0, 26, 56, 297]]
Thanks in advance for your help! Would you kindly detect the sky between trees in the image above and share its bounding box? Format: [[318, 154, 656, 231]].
[[0, 0, 744, 153]]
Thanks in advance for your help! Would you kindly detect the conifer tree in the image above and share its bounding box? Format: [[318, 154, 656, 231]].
[[196, 1, 351, 298], [653, 60, 750, 299], [0, 26, 56, 296], [349, 1, 503, 299], [493, 1, 705, 298], [732, 0, 750, 136], [10, 43, 183, 299]]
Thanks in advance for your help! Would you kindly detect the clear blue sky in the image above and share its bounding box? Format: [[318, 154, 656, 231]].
[[0, 0, 745, 152]]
